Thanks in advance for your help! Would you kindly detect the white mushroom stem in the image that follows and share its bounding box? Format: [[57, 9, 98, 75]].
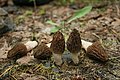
[[46, 43, 63, 65], [71, 52, 79, 64], [53, 53, 63, 66], [46, 43, 51, 48], [81, 40, 93, 51], [24, 41, 38, 51]]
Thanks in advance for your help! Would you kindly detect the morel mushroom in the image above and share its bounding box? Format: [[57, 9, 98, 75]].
[[34, 43, 52, 60], [86, 41, 108, 62], [7, 41, 38, 60], [66, 29, 82, 64], [50, 31, 65, 66]]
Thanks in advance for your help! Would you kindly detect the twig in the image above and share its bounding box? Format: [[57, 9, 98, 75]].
[[0, 65, 14, 78], [92, 33, 100, 39], [33, 0, 37, 14], [108, 56, 120, 60], [10, 75, 17, 80], [111, 29, 120, 42], [32, 0, 37, 40], [92, 33, 105, 48], [107, 68, 120, 78], [33, 64, 42, 72], [115, 5, 120, 16]]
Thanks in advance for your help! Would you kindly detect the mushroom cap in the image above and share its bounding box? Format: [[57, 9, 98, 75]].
[[34, 43, 52, 60], [50, 31, 65, 54], [66, 29, 82, 53], [7, 43, 27, 59], [87, 41, 108, 62]]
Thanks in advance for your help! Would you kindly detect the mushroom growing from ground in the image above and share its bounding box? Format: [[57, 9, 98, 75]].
[[50, 31, 65, 66], [7, 41, 38, 60], [34, 43, 52, 60], [66, 29, 82, 64], [86, 41, 108, 62]]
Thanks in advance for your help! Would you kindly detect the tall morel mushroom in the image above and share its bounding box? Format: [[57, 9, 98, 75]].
[[50, 31, 65, 66], [34, 43, 52, 60], [66, 29, 82, 64]]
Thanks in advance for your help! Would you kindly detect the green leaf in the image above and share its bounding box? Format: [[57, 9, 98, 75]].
[[67, 5, 92, 23], [50, 26, 61, 33], [70, 0, 74, 4], [24, 10, 33, 16], [39, 9, 45, 15], [46, 20, 59, 26]]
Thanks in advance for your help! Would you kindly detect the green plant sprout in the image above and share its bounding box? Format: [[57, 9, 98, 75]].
[[46, 5, 92, 33], [59, 0, 75, 5]]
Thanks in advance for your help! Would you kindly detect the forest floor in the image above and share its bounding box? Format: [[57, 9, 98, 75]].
[[0, 1, 120, 80]]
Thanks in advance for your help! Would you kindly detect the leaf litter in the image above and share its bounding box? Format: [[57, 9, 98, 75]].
[[0, 0, 120, 80]]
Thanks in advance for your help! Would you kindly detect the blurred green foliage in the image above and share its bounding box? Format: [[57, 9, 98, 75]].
[[67, 5, 92, 23], [47, 5, 92, 33]]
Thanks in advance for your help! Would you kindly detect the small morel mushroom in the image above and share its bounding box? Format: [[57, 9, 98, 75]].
[[7, 41, 38, 60], [34, 43, 52, 60], [87, 41, 108, 62], [7, 43, 27, 59], [66, 29, 82, 64], [50, 31, 65, 66]]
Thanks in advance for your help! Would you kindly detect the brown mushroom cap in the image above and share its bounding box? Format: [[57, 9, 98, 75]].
[[7, 43, 27, 59], [87, 41, 108, 62], [34, 43, 52, 60], [66, 29, 82, 53], [50, 31, 65, 54]]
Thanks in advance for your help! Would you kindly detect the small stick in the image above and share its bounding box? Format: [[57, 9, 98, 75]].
[[0, 65, 14, 78]]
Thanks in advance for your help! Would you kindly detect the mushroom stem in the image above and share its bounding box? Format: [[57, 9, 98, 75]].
[[46, 43, 51, 48], [43, 42, 63, 65], [53, 53, 63, 66], [24, 41, 38, 51], [71, 52, 79, 64], [81, 40, 93, 51]]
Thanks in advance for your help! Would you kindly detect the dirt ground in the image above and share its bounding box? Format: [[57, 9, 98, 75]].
[[0, 1, 120, 80]]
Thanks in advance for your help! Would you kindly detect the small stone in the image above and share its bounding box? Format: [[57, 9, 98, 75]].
[[0, 8, 15, 35], [0, 0, 13, 7], [3, 6, 18, 14]]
